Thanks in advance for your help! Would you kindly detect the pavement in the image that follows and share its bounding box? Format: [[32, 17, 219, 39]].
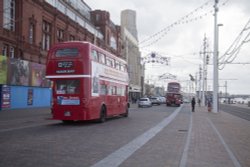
[[130, 103, 250, 167], [1, 104, 250, 167], [181, 105, 249, 167]]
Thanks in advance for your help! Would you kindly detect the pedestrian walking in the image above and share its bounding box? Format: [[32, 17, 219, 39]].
[[198, 98, 201, 107], [191, 97, 196, 112]]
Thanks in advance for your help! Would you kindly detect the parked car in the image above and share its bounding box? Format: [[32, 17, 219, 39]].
[[149, 97, 161, 105], [159, 96, 166, 104], [138, 98, 152, 108], [183, 98, 190, 103]]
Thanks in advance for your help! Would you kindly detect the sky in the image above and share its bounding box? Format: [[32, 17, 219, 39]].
[[84, 0, 250, 95]]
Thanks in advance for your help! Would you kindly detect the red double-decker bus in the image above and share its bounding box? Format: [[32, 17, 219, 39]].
[[46, 41, 129, 123], [166, 82, 182, 107]]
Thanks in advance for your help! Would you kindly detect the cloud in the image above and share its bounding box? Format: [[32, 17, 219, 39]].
[[85, 0, 250, 94]]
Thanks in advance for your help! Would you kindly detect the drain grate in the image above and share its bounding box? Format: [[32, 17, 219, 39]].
[[178, 129, 188, 132]]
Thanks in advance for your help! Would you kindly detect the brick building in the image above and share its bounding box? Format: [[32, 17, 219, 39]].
[[0, 0, 123, 110], [0, 0, 122, 64], [91, 10, 122, 58]]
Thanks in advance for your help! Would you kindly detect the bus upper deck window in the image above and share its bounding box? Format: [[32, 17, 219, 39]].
[[99, 53, 106, 64], [91, 50, 98, 61], [55, 48, 79, 57]]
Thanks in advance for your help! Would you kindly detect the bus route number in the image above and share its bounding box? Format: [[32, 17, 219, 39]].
[[58, 61, 73, 68]]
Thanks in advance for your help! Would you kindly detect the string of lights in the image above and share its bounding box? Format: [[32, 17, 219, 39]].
[[141, 52, 170, 65], [139, 0, 212, 45], [139, 11, 213, 48], [141, 48, 201, 65], [139, 0, 229, 49]]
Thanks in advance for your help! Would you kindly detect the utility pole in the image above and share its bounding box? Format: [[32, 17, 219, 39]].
[[199, 65, 202, 102], [201, 34, 208, 106], [225, 81, 227, 98], [213, 0, 219, 113]]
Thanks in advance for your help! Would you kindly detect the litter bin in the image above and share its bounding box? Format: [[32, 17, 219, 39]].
[[208, 101, 212, 112]]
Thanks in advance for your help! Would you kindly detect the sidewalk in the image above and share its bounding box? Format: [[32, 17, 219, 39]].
[[184, 105, 250, 167]]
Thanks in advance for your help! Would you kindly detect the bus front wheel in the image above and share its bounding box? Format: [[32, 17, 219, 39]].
[[98, 107, 106, 123]]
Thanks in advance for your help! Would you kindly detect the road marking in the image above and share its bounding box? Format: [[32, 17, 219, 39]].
[[0, 123, 54, 133], [207, 118, 242, 167], [91, 106, 183, 167], [179, 110, 193, 167]]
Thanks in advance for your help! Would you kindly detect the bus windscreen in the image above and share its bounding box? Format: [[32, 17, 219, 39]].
[[56, 80, 80, 94]]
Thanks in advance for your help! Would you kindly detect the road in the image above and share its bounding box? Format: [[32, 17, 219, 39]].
[[219, 104, 250, 121], [1, 104, 249, 167], [0, 105, 188, 167]]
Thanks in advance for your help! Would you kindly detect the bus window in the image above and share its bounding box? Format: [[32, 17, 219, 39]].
[[100, 84, 108, 95], [99, 53, 106, 64], [117, 87, 122, 95], [121, 64, 126, 72], [115, 61, 120, 70], [110, 58, 115, 68], [55, 48, 79, 57], [91, 50, 98, 61], [106, 57, 111, 67], [106, 57, 115, 67], [56, 80, 80, 94], [121, 86, 126, 96], [108, 86, 116, 95]]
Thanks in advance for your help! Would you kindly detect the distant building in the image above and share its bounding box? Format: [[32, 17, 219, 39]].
[[121, 9, 138, 40], [121, 9, 144, 101]]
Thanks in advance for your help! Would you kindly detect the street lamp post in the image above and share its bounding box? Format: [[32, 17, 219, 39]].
[[213, 0, 219, 113]]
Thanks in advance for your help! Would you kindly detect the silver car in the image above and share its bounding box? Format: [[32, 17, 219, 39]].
[[138, 98, 152, 108], [149, 97, 161, 105]]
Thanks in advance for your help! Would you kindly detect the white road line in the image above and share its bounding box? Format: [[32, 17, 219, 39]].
[[207, 118, 242, 167], [179, 110, 193, 167], [91, 106, 183, 167]]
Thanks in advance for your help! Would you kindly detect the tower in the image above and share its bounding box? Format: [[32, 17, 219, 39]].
[[121, 9, 138, 40]]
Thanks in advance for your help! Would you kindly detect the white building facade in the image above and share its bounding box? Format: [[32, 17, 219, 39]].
[[121, 10, 144, 102]]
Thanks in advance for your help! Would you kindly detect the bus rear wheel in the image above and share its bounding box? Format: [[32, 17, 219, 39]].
[[123, 106, 129, 117]]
